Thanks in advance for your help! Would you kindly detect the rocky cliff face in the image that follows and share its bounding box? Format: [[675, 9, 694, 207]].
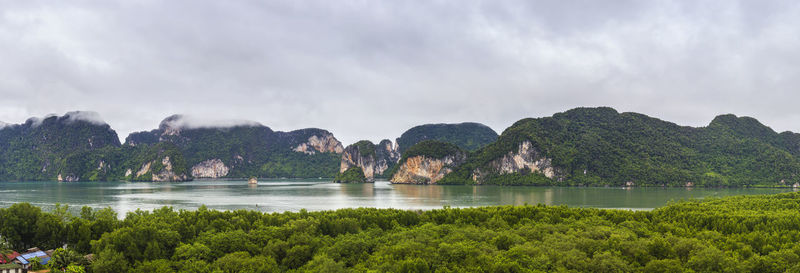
[[152, 156, 189, 181], [128, 155, 190, 182], [293, 133, 344, 154], [377, 139, 401, 163], [471, 140, 560, 183], [57, 173, 79, 182], [339, 139, 400, 182], [191, 158, 230, 178], [391, 154, 466, 184]]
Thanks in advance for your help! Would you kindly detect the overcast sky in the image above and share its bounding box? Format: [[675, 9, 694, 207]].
[[1, 1, 800, 145]]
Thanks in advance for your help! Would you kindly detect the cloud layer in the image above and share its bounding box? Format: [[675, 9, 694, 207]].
[[1, 1, 800, 144]]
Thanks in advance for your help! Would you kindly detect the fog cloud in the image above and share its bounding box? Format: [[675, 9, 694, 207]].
[[159, 115, 263, 130], [1, 1, 800, 144], [64, 111, 108, 126]]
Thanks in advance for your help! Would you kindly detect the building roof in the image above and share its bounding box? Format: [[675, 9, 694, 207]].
[[0, 252, 20, 264], [20, 251, 47, 260], [15, 251, 49, 265]]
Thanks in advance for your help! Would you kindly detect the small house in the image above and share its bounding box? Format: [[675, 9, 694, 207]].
[[14, 250, 49, 270]]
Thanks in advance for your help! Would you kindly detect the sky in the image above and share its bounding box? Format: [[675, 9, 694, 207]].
[[1, 0, 800, 145]]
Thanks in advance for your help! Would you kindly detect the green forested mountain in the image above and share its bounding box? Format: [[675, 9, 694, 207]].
[[4, 192, 800, 272], [442, 107, 800, 186], [125, 115, 344, 179], [0, 112, 121, 181], [0, 113, 344, 181], [0, 112, 191, 182], [5, 108, 800, 185], [395, 122, 498, 153]]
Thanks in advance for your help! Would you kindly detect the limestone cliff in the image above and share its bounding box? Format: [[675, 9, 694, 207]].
[[339, 139, 400, 182], [293, 133, 344, 154], [130, 155, 190, 182], [191, 159, 230, 178], [389, 140, 466, 184], [470, 140, 560, 184], [391, 154, 466, 184]]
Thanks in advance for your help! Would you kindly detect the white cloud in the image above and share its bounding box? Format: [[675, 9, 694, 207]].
[[64, 111, 108, 125], [158, 115, 263, 130]]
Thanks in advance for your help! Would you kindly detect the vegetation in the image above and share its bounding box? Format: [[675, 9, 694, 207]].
[[334, 167, 367, 183], [400, 140, 464, 161], [396, 122, 498, 153], [2, 193, 800, 272], [443, 107, 800, 187], [351, 140, 376, 158]]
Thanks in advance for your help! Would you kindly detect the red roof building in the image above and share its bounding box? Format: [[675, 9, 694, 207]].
[[0, 252, 20, 264]]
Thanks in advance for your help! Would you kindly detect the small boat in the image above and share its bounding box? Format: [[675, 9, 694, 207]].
[[248, 177, 258, 184]]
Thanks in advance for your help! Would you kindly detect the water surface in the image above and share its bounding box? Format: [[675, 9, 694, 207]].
[[0, 180, 793, 216]]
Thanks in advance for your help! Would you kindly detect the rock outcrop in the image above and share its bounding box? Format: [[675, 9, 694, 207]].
[[191, 159, 230, 178], [57, 173, 79, 182], [131, 156, 190, 182], [339, 139, 400, 182], [471, 140, 560, 184], [293, 133, 344, 154], [391, 154, 466, 184]]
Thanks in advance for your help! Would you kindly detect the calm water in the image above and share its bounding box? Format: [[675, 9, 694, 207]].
[[0, 180, 794, 216]]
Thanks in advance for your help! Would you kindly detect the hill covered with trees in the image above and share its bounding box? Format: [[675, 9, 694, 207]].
[[126, 115, 344, 179], [5, 108, 800, 186], [441, 107, 800, 187], [0, 113, 346, 181], [3, 192, 800, 272], [0, 112, 190, 182], [395, 122, 498, 153]]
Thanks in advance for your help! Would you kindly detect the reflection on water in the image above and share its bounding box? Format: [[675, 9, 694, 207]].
[[0, 180, 794, 217]]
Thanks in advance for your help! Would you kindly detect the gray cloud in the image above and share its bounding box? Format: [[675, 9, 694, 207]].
[[1, 0, 800, 144]]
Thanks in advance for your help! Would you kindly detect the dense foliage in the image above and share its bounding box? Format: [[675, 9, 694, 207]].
[[2, 193, 800, 272], [443, 107, 800, 187], [334, 167, 367, 183], [396, 123, 498, 153], [400, 140, 464, 161], [350, 141, 376, 158]]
